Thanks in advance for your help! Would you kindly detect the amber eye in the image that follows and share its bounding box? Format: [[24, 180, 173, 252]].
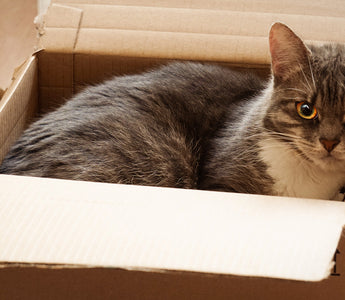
[[296, 102, 318, 120]]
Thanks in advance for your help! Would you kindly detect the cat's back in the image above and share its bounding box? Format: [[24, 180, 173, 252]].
[[0, 62, 263, 188]]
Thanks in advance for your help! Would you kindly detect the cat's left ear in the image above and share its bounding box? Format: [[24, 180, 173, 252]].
[[269, 22, 311, 82]]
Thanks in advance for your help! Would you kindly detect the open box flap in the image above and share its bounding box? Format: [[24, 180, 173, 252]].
[[0, 174, 344, 282], [53, 0, 345, 18], [39, 3, 345, 63]]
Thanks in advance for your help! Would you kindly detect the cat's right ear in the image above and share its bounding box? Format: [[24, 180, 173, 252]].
[[269, 22, 311, 82]]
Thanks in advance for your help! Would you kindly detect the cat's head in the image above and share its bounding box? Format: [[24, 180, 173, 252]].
[[264, 22, 345, 171]]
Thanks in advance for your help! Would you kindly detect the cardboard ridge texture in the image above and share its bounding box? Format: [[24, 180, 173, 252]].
[[1, 0, 345, 299], [1, 174, 344, 282], [0, 174, 345, 299]]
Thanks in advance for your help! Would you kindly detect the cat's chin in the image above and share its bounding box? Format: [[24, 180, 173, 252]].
[[315, 154, 345, 171], [295, 145, 344, 171]]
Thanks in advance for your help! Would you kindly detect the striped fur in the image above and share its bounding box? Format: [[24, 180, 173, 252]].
[[0, 62, 262, 189]]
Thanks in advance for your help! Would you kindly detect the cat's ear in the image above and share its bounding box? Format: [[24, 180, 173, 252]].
[[269, 22, 311, 82]]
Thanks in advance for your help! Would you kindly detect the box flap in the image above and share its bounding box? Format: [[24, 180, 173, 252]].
[[38, 4, 82, 52], [40, 2, 345, 64], [54, 0, 345, 18], [1, 174, 344, 282]]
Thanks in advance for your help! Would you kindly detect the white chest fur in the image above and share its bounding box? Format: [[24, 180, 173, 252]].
[[259, 139, 345, 200]]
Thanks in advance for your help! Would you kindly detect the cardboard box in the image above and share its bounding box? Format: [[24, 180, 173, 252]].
[[1, 1, 345, 299]]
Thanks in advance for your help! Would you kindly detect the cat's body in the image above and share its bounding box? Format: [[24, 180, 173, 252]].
[[2, 23, 345, 200], [0, 63, 263, 188]]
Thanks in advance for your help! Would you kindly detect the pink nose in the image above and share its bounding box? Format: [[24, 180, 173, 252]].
[[319, 138, 340, 153]]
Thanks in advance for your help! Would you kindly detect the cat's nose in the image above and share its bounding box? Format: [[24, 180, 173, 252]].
[[319, 138, 340, 153]]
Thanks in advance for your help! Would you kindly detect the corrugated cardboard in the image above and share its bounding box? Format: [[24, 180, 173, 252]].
[[0, 174, 345, 299], [53, 0, 345, 18], [1, 0, 345, 299], [0, 57, 38, 162], [2, 174, 344, 281]]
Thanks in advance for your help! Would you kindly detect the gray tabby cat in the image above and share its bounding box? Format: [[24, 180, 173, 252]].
[[1, 22, 345, 200], [201, 23, 345, 200]]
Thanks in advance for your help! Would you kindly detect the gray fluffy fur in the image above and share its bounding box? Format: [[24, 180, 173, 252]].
[[0, 62, 263, 189]]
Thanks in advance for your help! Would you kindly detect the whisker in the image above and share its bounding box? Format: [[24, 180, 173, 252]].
[[307, 55, 316, 89], [227, 128, 317, 152], [281, 88, 308, 95], [264, 131, 304, 141], [263, 130, 316, 148], [258, 144, 308, 162], [298, 63, 312, 92]]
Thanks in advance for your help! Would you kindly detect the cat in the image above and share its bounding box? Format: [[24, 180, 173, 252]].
[[200, 23, 345, 200], [1, 22, 345, 201]]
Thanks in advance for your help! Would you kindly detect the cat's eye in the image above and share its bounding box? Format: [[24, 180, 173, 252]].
[[296, 102, 318, 120]]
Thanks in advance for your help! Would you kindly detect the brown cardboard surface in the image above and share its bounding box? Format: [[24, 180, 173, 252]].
[[0, 265, 344, 300], [0, 174, 345, 299], [54, 0, 345, 18], [37, 4, 83, 110], [43, 3, 82, 28], [42, 3, 345, 55], [38, 52, 74, 111], [0, 57, 38, 162], [76, 30, 269, 61], [0, 228, 344, 300], [63, 5, 345, 40], [2, 174, 344, 282]]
